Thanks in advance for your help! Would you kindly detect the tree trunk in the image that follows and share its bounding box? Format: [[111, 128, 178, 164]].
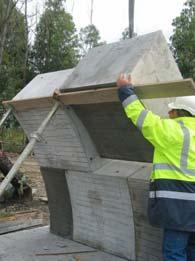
[[0, 0, 12, 65], [0, 0, 19, 66]]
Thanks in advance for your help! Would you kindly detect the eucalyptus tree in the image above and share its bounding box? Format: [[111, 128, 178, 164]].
[[32, 0, 79, 73], [0, 0, 26, 101], [79, 24, 105, 57], [170, 0, 195, 80], [0, 0, 19, 65]]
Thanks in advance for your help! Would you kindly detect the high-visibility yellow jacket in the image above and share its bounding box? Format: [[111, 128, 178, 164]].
[[118, 84, 195, 231]]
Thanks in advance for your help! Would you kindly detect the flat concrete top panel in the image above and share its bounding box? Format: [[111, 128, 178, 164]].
[[95, 159, 151, 178], [14, 69, 74, 100], [61, 31, 162, 90]]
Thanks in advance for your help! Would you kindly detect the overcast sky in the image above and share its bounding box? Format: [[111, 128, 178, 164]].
[[65, 0, 186, 42], [29, 0, 186, 43]]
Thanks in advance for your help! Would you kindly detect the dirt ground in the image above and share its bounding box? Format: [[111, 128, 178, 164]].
[[0, 153, 49, 228]]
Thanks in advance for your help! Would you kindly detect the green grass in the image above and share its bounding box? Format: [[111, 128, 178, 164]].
[[0, 128, 27, 153], [0, 210, 13, 218]]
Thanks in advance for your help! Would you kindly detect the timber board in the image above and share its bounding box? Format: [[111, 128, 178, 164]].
[[3, 78, 195, 110]]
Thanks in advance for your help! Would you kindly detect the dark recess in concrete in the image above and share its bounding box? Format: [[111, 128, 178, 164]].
[[73, 103, 154, 163], [41, 167, 73, 237]]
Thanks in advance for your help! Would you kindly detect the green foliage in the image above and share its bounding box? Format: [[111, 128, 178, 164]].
[[79, 24, 106, 56], [0, 1, 27, 101], [45, 0, 64, 9], [170, 0, 195, 80], [0, 128, 26, 153], [121, 28, 130, 40], [32, 0, 79, 73], [0, 210, 13, 218], [121, 27, 137, 40]]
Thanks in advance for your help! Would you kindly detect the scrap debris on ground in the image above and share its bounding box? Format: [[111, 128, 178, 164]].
[[0, 153, 49, 234]]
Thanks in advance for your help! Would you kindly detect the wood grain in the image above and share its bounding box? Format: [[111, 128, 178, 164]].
[[3, 79, 195, 110]]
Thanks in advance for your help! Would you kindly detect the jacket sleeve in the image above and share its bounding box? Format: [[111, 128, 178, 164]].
[[118, 85, 180, 149]]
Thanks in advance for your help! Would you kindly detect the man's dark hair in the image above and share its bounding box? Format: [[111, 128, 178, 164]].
[[176, 109, 193, 117]]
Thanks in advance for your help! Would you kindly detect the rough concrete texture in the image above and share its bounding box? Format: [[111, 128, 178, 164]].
[[10, 31, 183, 260], [62, 31, 182, 90], [0, 226, 126, 261], [73, 103, 154, 162], [14, 107, 92, 172], [128, 164, 163, 261], [66, 161, 137, 260], [65, 159, 163, 261]]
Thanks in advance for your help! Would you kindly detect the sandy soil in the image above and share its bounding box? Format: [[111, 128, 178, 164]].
[[0, 153, 49, 226]]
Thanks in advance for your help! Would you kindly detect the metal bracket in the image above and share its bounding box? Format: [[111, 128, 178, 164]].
[[30, 132, 42, 142]]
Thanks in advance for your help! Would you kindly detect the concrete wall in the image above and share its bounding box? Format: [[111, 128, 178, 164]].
[[14, 107, 93, 171], [66, 164, 136, 260], [13, 105, 164, 260], [128, 164, 163, 261]]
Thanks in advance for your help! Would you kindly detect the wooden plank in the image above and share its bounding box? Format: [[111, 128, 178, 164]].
[[35, 250, 97, 256], [59, 78, 195, 101], [0, 219, 43, 234], [136, 78, 195, 99], [0, 211, 43, 235], [55, 78, 195, 104], [3, 79, 195, 110], [3, 96, 54, 109], [60, 78, 193, 94]]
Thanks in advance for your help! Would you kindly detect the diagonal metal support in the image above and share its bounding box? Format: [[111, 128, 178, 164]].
[[0, 107, 12, 128], [0, 101, 60, 198]]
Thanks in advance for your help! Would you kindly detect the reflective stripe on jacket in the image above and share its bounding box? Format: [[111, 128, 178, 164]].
[[118, 84, 195, 231]]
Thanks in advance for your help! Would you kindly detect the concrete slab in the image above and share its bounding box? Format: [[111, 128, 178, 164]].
[[0, 226, 126, 261], [94, 159, 150, 178], [13, 69, 73, 100], [61, 31, 182, 91]]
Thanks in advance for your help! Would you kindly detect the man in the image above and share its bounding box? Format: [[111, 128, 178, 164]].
[[117, 73, 195, 261]]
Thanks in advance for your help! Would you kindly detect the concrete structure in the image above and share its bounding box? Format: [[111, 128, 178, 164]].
[[0, 226, 126, 261], [3, 31, 186, 260]]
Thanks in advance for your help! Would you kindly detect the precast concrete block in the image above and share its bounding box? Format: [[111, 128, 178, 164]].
[[66, 160, 154, 260], [128, 164, 163, 261], [8, 31, 182, 260], [62, 31, 182, 91]]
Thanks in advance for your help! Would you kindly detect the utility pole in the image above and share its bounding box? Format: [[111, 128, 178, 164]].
[[23, 0, 29, 86], [129, 0, 135, 38], [90, 0, 94, 24]]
